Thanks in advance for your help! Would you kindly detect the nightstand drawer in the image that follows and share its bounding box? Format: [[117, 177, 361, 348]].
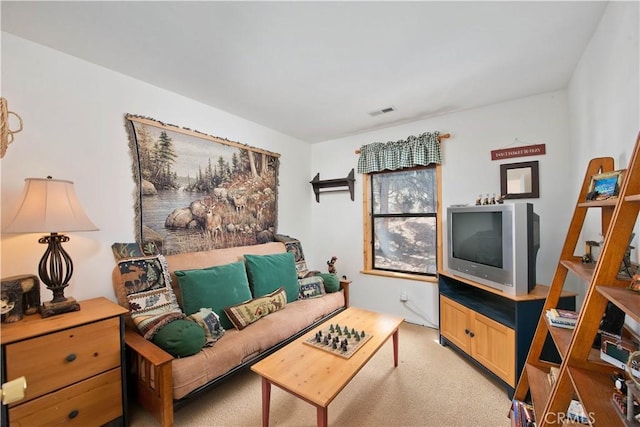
[[5, 317, 121, 403], [8, 367, 122, 426]]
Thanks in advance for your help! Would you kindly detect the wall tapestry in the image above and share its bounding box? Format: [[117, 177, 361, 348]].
[[125, 114, 280, 255]]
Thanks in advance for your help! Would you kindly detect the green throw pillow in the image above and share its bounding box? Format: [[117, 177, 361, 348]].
[[244, 252, 299, 302], [152, 319, 205, 358], [318, 273, 341, 293], [175, 261, 252, 330]]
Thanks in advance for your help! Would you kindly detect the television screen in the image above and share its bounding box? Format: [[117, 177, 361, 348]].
[[451, 211, 503, 269]]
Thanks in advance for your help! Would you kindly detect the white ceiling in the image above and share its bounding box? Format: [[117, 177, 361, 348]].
[[2, 1, 608, 143]]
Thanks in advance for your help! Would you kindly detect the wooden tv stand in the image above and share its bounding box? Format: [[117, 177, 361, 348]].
[[438, 271, 575, 397]]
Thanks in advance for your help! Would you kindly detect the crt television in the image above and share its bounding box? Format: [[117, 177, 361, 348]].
[[446, 203, 540, 296]]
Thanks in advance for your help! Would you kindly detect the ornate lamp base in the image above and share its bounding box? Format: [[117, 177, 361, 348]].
[[40, 296, 81, 318]]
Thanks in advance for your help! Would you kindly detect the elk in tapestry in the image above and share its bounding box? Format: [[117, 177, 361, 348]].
[[126, 115, 280, 255]]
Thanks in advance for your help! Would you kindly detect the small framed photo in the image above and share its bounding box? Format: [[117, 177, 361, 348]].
[[586, 169, 626, 201]]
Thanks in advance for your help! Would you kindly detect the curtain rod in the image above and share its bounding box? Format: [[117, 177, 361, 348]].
[[354, 133, 450, 154]]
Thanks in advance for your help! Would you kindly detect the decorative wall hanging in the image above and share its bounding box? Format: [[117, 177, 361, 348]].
[[0, 97, 24, 159], [125, 115, 280, 255], [491, 139, 546, 161]]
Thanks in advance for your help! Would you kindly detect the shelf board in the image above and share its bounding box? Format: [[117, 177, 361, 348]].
[[625, 194, 640, 203], [561, 259, 595, 282], [526, 362, 552, 415], [596, 286, 640, 323], [568, 366, 626, 426], [545, 318, 605, 365], [546, 317, 574, 358], [309, 168, 355, 203], [578, 199, 619, 208]]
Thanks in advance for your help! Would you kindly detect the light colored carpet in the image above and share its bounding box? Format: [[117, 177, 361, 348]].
[[129, 322, 512, 427]]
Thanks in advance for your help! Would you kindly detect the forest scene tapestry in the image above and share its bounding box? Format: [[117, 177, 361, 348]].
[[125, 115, 280, 255]]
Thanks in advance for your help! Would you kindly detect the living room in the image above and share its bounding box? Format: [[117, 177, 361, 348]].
[[0, 1, 638, 426]]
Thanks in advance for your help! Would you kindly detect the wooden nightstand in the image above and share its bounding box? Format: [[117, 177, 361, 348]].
[[1, 297, 128, 426]]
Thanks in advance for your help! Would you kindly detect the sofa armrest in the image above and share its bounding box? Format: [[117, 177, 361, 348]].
[[125, 327, 174, 366], [124, 327, 174, 427], [339, 279, 351, 308]]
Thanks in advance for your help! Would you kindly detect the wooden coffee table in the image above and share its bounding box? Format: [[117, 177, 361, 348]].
[[251, 307, 404, 427]]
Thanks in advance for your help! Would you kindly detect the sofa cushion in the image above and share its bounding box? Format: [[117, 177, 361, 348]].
[[224, 287, 287, 330], [318, 273, 341, 293], [188, 308, 225, 346], [152, 319, 206, 358], [175, 261, 252, 330], [170, 290, 346, 400], [244, 252, 299, 302], [298, 276, 326, 299]]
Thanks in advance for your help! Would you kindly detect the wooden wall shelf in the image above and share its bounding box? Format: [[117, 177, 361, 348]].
[[310, 168, 355, 203]]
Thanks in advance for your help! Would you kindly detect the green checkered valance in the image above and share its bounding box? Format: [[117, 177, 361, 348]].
[[357, 131, 442, 173]]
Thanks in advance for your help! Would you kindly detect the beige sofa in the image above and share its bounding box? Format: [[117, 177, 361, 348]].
[[112, 242, 349, 427]]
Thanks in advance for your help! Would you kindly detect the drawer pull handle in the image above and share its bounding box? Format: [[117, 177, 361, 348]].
[[68, 409, 79, 419], [66, 353, 77, 362]]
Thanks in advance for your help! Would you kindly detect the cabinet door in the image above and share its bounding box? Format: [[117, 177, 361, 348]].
[[440, 296, 471, 353], [470, 312, 516, 386]]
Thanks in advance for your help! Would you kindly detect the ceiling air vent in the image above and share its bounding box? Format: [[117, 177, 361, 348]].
[[368, 106, 396, 117]]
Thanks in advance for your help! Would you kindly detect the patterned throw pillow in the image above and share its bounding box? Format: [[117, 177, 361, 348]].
[[111, 241, 160, 261], [119, 255, 184, 340], [188, 308, 225, 346], [275, 234, 310, 278], [224, 288, 287, 330], [298, 276, 326, 299], [118, 255, 170, 295]]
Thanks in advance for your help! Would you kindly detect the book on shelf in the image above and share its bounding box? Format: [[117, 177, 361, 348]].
[[611, 391, 640, 422], [567, 399, 589, 424], [545, 310, 576, 329], [511, 399, 535, 427], [547, 366, 560, 386], [548, 308, 579, 320]]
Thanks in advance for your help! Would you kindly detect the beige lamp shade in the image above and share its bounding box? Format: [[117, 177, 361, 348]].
[[3, 177, 99, 233]]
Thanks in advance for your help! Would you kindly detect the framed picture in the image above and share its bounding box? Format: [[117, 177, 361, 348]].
[[586, 169, 626, 201]]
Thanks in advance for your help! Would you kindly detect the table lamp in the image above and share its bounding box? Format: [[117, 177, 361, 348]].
[[3, 177, 98, 317]]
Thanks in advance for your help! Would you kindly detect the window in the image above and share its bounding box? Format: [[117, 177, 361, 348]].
[[363, 165, 440, 279]]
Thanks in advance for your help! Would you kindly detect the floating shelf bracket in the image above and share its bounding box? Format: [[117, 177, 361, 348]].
[[310, 168, 355, 203]]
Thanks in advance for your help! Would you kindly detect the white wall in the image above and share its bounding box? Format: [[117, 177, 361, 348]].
[[569, 1, 640, 260], [567, 1, 639, 331], [0, 33, 313, 304], [309, 92, 572, 326]]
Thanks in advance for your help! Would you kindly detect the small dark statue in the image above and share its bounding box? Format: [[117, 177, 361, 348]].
[[327, 256, 337, 274]]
